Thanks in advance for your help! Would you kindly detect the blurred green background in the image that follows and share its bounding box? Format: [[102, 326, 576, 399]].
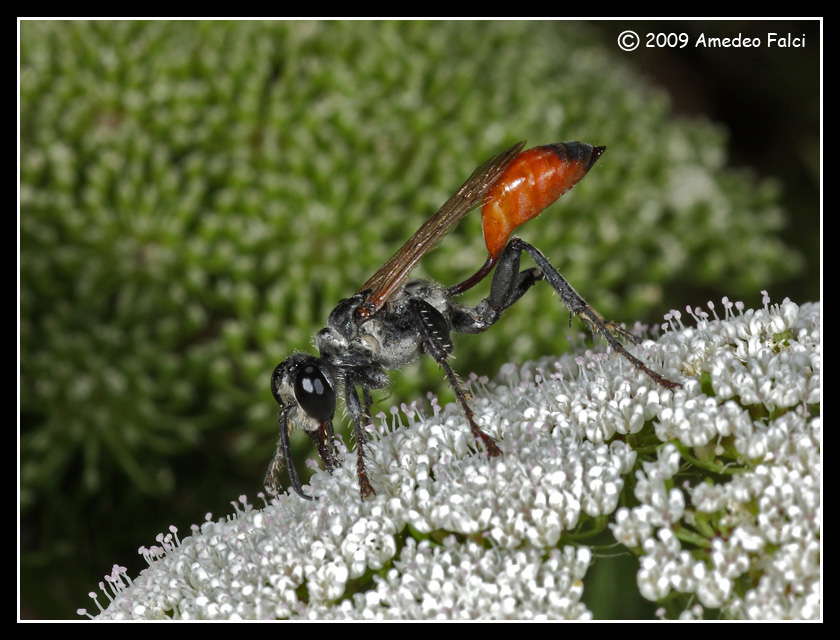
[[19, 20, 819, 619]]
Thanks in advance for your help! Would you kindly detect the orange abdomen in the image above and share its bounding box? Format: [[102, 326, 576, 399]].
[[481, 142, 605, 259]]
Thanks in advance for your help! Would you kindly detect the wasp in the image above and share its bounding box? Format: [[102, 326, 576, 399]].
[[266, 141, 680, 500]]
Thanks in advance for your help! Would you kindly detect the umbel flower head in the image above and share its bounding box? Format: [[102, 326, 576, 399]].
[[80, 296, 820, 620]]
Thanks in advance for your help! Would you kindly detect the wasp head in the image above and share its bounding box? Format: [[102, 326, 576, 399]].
[[271, 353, 337, 428], [266, 353, 340, 500]]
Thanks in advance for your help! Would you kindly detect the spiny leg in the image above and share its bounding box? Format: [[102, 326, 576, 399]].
[[460, 237, 682, 389], [306, 419, 341, 474], [344, 379, 376, 499], [484, 237, 680, 390], [410, 298, 501, 457], [265, 405, 314, 501], [362, 387, 375, 430], [439, 357, 502, 457]]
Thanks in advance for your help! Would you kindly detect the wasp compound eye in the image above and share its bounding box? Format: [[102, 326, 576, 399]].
[[294, 363, 336, 422]]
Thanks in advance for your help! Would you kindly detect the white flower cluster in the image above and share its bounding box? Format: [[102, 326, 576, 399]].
[[612, 297, 820, 618], [81, 297, 820, 620]]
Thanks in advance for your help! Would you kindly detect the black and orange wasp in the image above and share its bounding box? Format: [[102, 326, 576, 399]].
[[266, 141, 679, 500]]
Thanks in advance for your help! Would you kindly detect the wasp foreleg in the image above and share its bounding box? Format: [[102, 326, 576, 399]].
[[265, 404, 315, 501]]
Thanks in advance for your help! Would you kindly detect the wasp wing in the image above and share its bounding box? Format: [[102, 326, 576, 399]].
[[355, 140, 526, 321]]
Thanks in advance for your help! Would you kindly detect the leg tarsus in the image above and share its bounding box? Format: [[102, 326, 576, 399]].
[[345, 380, 377, 499], [266, 405, 315, 501], [306, 420, 341, 474]]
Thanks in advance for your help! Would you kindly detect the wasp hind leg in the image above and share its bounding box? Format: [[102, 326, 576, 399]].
[[460, 237, 680, 391]]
